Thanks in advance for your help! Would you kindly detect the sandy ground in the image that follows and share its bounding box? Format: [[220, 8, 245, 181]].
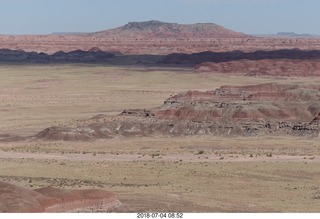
[[0, 150, 319, 163]]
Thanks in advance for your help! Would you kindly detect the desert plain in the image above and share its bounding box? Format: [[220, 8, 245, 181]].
[[0, 21, 320, 213]]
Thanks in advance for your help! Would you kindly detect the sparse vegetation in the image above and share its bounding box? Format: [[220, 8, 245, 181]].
[[151, 153, 160, 158], [196, 150, 205, 155], [266, 152, 273, 157]]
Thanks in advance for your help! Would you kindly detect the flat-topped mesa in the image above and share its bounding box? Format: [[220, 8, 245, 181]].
[[90, 20, 249, 39]]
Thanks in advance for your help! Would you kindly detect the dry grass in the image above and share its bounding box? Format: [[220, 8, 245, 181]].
[[1, 158, 320, 212], [1, 136, 319, 156]]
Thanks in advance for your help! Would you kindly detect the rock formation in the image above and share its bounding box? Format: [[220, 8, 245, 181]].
[[89, 20, 249, 39], [35, 83, 320, 141]]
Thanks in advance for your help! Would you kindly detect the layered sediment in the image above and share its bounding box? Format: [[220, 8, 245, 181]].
[[35, 83, 320, 141]]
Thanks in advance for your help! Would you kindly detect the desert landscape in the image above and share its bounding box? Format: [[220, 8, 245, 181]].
[[0, 20, 320, 213]]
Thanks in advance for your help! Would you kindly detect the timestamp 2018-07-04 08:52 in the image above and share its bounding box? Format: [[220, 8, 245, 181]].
[[137, 213, 183, 219]]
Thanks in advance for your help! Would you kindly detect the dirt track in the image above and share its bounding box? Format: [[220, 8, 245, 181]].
[[0, 150, 319, 163]]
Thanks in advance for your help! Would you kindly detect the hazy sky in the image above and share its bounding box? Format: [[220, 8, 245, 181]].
[[0, 0, 319, 35]]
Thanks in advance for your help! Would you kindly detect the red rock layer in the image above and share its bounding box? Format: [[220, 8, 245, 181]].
[[153, 83, 320, 122], [195, 59, 320, 77], [2, 36, 320, 55]]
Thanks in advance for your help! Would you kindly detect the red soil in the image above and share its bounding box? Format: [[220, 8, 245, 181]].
[[0, 182, 120, 213]]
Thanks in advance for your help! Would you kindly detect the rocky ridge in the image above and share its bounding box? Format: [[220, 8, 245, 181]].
[[2, 49, 320, 78], [162, 49, 320, 65], [0, 49, 115, 63], [162, 49, 320, 76]]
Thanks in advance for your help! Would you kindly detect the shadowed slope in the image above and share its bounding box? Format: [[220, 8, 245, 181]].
[[162, 49, 320, 65], [0, 49, 115, 63]]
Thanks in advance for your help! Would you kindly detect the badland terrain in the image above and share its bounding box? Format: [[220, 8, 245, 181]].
[[0, 21, 320, 213]]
